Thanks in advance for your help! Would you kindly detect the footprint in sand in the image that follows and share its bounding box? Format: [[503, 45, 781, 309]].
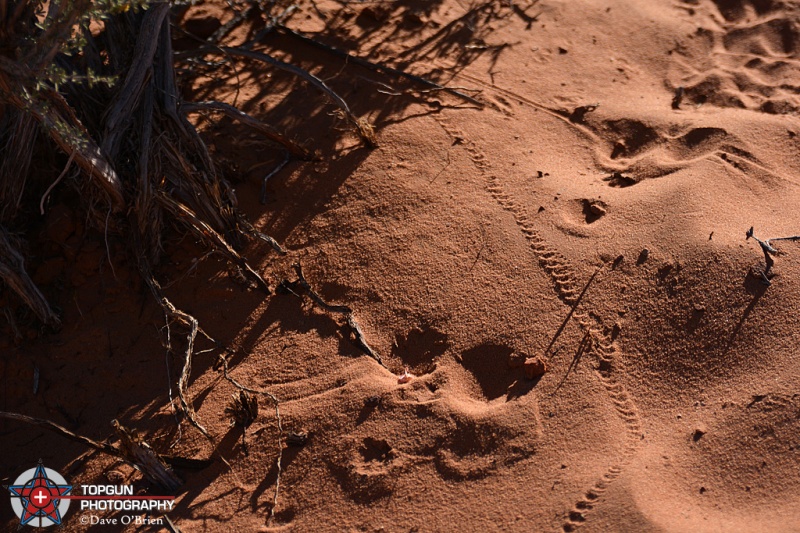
[[456, 343, 539, 402], [577, 115, 775, 187], [673, 0, 800, 113]]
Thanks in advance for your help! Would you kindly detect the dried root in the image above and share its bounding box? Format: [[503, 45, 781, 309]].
[[0, 411, 183, 491]]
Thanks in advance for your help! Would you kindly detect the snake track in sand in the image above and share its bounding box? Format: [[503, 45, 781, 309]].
[[435, 115, 642, 531]]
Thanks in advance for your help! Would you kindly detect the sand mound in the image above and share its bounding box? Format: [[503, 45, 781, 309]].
[[3, 0, 800, 531]]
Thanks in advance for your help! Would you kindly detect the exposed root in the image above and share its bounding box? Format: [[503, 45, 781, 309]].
[[287, 263, 385, 367], [112, 420, 183, 492], [0, 411, 183, 491], [137, 266, 214, 442], [275, 24, 484, 108], [157, 193, 271, 293], [0, 228, 59, 325]]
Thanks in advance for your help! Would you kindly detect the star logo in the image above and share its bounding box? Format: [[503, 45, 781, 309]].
[[6, 461, 72, 528]]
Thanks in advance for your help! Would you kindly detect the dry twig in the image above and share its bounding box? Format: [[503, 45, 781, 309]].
[[0, 228, 60, 325], [274, 24, 484, 108], [219, 46, 377, 148], [181, 100, 311, 159], [0, 411, 183, 491], [746, 226, 800, 285], [218, 354, 283, 523], [288, 263, 385, 367]]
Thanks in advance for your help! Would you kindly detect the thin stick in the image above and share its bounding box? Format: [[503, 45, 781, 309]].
[[218, 354, 283, 523], [172, 302, 209, 439], [0, 410, 122, 458], [157, 193, 271, 293], [346, 315, 382, 365], [219, 46, 377, 148], [260, 152, 290, 205], [40, 149, 75, 215], [291, 263, 385, 367], [163, 514, 182, 533], [768, 235, 800, 243], [0, 227, 60, 325], [143, 275, 211, 440], [238, 217, 286, 255], [292, 263, 351, 314], [181, 101, 311, 159], [112, 420, 183, 491], [206, 3, 255, 44], [746, 227, 800, 284], [551, 329, 591, 395], [746, 227, 776, 283], [545, 263, 604, 358], [0, 409, 188, 492]]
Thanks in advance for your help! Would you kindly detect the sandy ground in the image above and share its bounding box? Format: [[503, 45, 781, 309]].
[[3, 0, 800, 531]]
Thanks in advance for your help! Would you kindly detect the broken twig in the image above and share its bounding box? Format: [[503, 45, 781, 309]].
[[219, 47, 377, 148], [0, 411, 183, 491], [218, 354, 283, 523], [745, 226, 798, 285], [181, 101, 311, 159], [288, 263, 385, 367], [260, 152, 290, 205]]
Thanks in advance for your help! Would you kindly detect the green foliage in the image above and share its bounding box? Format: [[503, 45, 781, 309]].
[[1, 0, 153, 160], [8, 0, 151, 96]]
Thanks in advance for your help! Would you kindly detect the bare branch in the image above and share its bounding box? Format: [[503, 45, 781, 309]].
[[181, 100, 311, 159], [220, 46, 377, 148]]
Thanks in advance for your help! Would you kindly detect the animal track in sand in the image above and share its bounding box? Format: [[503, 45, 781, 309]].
[[559, 319, 642, 532], [434, 116, 643, 531], [457, 343, 538, 402], [432, 418, 528, 481], [456, 67, 795, 189], [674, 0, 800, 113], [331, 384, 537, 500], [391, 326, 450, 376], [326, 437, 400, 504], [592, 120, 769, 185]]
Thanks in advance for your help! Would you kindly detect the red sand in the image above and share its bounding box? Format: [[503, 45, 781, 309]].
[[3, 0, 800, 531]]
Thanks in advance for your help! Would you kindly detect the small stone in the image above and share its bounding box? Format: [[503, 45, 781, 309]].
[[692, 424, 706, 442], [637, 249, 650, 265], [588, 202, 606, 217], [523, 356, 548, 379], [287, 432, 309, 447]]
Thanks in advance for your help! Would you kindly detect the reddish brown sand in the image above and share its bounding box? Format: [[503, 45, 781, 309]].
[[3, 0, 800, 531]]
